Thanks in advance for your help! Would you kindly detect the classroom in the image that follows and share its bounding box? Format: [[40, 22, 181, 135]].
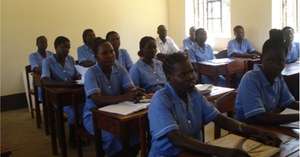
[[1, 0, 299, 157]]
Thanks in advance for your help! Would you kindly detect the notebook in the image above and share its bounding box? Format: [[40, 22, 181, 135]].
[[98, 101, 150, 115], [207, 134, 280, 157]]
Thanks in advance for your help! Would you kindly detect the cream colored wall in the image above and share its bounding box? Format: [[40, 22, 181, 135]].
[[1, 0, 168, 96]]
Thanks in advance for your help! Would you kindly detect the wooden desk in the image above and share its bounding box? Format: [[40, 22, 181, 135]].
[[282, 62, 300, 100], [44, 84, 84, 157], [32, 73, 44, 130], [1, 145, 12, 157], [92, 85, 234, 157]]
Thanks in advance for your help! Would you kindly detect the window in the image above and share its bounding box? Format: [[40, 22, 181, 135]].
[[186, 0, 230, 37]]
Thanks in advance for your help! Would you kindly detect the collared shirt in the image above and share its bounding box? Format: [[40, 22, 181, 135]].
[[129, 59, 166, 92], [286, 42, 300, 64], [41, 55, 80, 81], [235, 65, 295, 121], [227, 39, 256, 57], [156, 36, 179, 54], [188, 43, 215, 63], [77, 44, 96, 64], [116, 48, 133, 71], [183, 37, 196, 51], [148, 83, 219, 157], [29, 51, 53, 71]]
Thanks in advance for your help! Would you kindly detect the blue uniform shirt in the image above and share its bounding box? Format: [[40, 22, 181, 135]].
[[116, 49, 133, 71], [188, 43, 215, 63], [77, 44, 96, 64], [29, 51, 53, 71], [286, 42, 300, 64], [183, 37, 196, 51], [148, 83, 219, 157], [227, 39, 256, 57], [129, 59, 166, 93], [83, 62, 135, 156], [235, 65, 295, 121]]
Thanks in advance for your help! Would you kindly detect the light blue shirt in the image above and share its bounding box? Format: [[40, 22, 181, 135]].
[[77, 44, 96, 64], [286, 42, 300, 64], [148, 83, 219, 157], [82, 62, 135, 156], [116, 49, 133, 71], [227, 39, 256, 57], [188, 43, 215, 63], [183, 37, 196, 51], [29, 51, 53, 71], [129, 59, 166, 93], [235, 65, 295, 121]]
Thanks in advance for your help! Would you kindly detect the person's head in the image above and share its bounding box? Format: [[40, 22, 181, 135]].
[[106, 31, 120, 50], [195, 28, 207, 45], [282, 26, 294, 44], [138, 36, 157, 60], [261, 31, 286, 79], [163, 53, 197, 93], [189, 26, 196, 41], [82, 29, 96, 46], [54, 36, 70, 58], [157, 25, 167, 39], [92, 37, 104, 53], [94, 40, 115, 68], [233, 25, 245, 40], [36, 36, 48, 51]]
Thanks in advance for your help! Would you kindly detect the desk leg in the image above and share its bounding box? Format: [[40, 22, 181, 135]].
[[49, 101, 58, 155], [56, 105, 67, 157], [120, 123, 130, 157], [73, 95, 83, 157], [92, 114, 105, 157], [42, 88, 49, 135], [139, 117, 147, 157], [34, 86, 41, 128]]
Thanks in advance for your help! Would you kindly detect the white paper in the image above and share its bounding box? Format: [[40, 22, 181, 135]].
[[98, 101, 150, 115], [75, 65, 89, 84]]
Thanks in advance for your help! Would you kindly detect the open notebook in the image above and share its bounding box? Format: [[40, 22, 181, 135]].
[[98, 101, 150, 115], [207, 134, 280, 157]]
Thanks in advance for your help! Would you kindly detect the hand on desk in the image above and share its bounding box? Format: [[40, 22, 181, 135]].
[[124, 87, 145, 102], [223, 148, 250, 157], [249, 131, 282, 147]]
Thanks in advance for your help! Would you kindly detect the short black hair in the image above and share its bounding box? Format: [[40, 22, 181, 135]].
[[54, 36, 70, 48], [139, 36, 155, 50], [92, 37, 104, 53], [36, 35, 46, 44], [262, 30, 286, 59], [105, 31, 118, 40], [82, 29, 94, 38], [162, 53, 189, 79], [282, 26, 294, 32], [233, 25, 244, 32], [195, 28, 205, 36]]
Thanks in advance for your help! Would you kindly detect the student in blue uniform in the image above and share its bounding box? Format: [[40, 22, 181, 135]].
[[77, 29, 96, 67], [187, 28, 225, 85], [148, 53, 281, 157], [129, 36, 167, 93], [227, 25, 260, 58], [41, 36, 81, 146], [183, 26, 196, 51], [106, 31, 133, 71], [282, 26, 299, 64], [235, 31, 299, 124], [83, 39, 144, 157]]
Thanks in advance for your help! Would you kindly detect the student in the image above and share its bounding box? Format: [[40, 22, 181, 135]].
[[77, 29, 96, 67], [187, 28, 224, 85], [106, 31, 133, 71], [282, 26, 300, 63], [82, 40, 143, 157], [235, 32, 299, 124], [156, 25, 179, 54], [29, 36, 53, 74], [148, 53, 281, 157], [183, 26, 196, 51], [227, 25, 260, 58], [41, 36, 81, 146], [129, 36, 167, 93]]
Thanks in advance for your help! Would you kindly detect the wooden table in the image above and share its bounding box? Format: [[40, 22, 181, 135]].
[[282, 61, 300, 101], [0, 145, 12, 157], [44, 84, 84, 157], [92, 85, 235, 157]]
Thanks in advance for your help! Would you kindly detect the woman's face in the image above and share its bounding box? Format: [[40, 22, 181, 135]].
[[141, 39, 157, 59], [96, 42, 115, 68]]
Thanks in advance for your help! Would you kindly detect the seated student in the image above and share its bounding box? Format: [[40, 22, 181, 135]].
[[282, 26, 300, 64], [183, 26, 196, 51], [41, 36, 81, 146], [187, 28, 225, 85], [129, 36, 167, 93], [156, 25, 179, 54], [82, 40, 144, 157], [106, 31, 133, 71], [235, 32, 299, 124], [227, 25, 260, 58], [148, 53, 281, 157], [77, 29, 96, 67]]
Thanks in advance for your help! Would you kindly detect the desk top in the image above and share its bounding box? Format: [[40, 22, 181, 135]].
[[282, 61, 300, 76]]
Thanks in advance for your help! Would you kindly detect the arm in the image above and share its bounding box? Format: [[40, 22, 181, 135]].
[[244, 112, 299, 125], [78, 60, 95, 67], [287, 101, 299, 110]]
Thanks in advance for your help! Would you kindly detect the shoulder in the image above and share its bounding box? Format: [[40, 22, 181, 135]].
[[29, 52, 37, 57], [149, 88, 170, 109], [166, 36, 175, 42], [239, 70, 260, 87], [66, 55, 75, 62], [228, 39, 236, 44], [77, 45, 86, 51]]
